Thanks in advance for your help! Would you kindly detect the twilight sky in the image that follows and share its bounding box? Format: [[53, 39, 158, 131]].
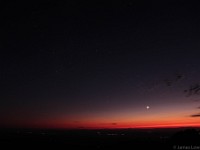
[[1, 1, 200, 129]]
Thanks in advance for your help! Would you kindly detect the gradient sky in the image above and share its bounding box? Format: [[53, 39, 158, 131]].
[[1, 1, 200, 129]]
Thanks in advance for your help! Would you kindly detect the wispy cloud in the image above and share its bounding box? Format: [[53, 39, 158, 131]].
[[111, 123, 117, 125], [190, 113, 200, 117], [73, 121, 79, 123]]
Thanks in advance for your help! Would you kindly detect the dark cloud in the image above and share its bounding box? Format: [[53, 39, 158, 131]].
[[190, 113, 200, 117], [111, 123, 117, 125], [193, 99, 200, 102], [197, 107, 200, 109], [77, 126, 85, 129], [184, 83, 200, 97], [175, 74, 184, 81], [163, 74, 184, 87], [73, 121, 79, 123]]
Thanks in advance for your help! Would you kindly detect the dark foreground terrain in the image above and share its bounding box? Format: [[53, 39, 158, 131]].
[[0, 127, 200, 150]]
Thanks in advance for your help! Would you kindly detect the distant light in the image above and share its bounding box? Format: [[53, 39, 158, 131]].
[[146, 106, 150, 110]]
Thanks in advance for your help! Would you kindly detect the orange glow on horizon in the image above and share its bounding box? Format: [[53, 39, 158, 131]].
[[2, 109, 200, 129], [4, 121, 200, 129], [24, 119, 200, 129]]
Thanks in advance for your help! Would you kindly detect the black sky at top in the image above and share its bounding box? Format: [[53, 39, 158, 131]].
[[1, 1, 200, 124]]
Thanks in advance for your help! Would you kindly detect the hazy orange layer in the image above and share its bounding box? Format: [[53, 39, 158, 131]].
[[2, 112, 200, 129], [21, 118, 200, 129], [40, 122, 200, 129]]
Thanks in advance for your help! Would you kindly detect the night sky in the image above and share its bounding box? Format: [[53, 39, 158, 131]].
[[1, 1, 200, 129]]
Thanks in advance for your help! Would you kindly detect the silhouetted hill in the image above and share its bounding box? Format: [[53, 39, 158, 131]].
[[0, 128, 200, 149], [168, 128, 200, 145]]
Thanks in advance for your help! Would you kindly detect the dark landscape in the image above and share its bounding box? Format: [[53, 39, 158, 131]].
[[1, 127, 200, 149]]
